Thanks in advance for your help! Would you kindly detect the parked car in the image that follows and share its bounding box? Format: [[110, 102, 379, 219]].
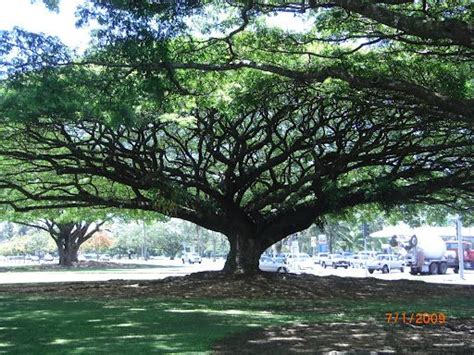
[[259, 256, 289, 273], [43, 254, 54, 262], [350, 252, 377, 268], [289, 253, 314, 272], [7, 255, 24, 261], [274, 253, 289, 263], [82, 253, 97, 261], [367, 254, 405, 274], [341, 252, 353, 259], [314, 252, 329, 265], [182, 252, 202, 264], [341, 252, 353, 266], [321, 254, 350, 269], [318, 253, 330, 267], [99, 254, 111, 261]]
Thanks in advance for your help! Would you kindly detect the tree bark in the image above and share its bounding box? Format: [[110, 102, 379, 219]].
[[223, 233, 265, 274], [57, 243, 79, 267], [51, 222, 98, 267]]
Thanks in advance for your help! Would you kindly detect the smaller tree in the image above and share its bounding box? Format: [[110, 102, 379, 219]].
[[0, 188, 167, 264], [109, 222, 147, 258], [24, 232, 55, 256], [0, 235, 26, 256], [3, 207, 110, 266], [157, 232, 182, 259], [17, 220, 106, 266]]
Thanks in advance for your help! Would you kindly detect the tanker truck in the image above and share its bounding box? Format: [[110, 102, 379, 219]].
[[404, 233, 448, 275]]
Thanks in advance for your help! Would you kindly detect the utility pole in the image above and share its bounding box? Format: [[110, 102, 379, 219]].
[[362, 222, 368, 277], [142, 220, 147, 260], [212, 234, 216, 261], [456, 215, 465, 280], [195, 224, 200, 255]]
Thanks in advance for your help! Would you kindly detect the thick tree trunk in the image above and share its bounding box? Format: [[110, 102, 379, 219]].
[[57, 244, 79, 267], [37, 220, 99, 267], [55, 225, 81, 267], [223, 234, 265, 274]]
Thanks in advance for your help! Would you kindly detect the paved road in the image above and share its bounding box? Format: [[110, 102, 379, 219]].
[[311, 264, 474, 285], [0, 259, 223, 284], [0, 259, 473, 285]]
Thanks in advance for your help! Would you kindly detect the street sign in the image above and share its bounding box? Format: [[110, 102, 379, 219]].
[[318, 234, 327, 244], [310, 237, 317, 247]]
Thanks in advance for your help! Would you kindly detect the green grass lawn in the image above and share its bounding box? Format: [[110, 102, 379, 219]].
[[0, 296, 472, 354]]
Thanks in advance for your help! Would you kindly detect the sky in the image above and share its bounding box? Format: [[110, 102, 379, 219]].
[[0, 0, 312, 52], [0, 0, 92, 51]]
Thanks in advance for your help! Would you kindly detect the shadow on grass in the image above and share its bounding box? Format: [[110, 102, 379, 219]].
[[0, 296, 472, 354], [0, 297, 306, 354]]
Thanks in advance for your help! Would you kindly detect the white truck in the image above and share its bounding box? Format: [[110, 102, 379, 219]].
[[404, 233, 448, 275], [314, 252, 329, 265], [367, 254, 404, 274], [181, 252, 202, 264]]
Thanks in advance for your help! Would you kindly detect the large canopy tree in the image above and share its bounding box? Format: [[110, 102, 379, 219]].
[[0, 0, 472, 273]]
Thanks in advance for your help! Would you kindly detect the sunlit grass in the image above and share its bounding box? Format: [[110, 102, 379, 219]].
[[0, 295, 472, 354]]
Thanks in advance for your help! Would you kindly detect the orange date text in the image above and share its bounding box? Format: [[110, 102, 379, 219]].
[[385, 312, 446, 325]]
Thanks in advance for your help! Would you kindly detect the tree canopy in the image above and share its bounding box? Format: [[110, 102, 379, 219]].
[[0, 0, 472, 273]]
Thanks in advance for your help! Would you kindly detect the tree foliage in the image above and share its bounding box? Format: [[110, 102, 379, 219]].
[[80, 230, 114, 253], [0, 0, 472, 273], [0, 231, 55, 256], [109, 219, 228, 258]]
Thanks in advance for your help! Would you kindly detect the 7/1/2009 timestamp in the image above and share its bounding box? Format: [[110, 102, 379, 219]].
[[386, 312, 446, 325]]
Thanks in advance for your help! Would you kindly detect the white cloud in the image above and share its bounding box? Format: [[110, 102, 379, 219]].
[[0, 0, 91, 52]]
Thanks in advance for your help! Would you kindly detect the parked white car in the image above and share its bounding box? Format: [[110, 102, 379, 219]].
[[259, 256, 290, 273], [43, 254, 54, 262], [289, 253, 314, 272], [351, 252, 377, 268], [99, 254, 111, 261], [367, 254, 404, 274], [314, 252, 329, 265]]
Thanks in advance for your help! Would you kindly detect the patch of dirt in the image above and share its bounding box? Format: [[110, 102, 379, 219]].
[[0, 271, 472, 301], [213, 319, 474, 354]]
